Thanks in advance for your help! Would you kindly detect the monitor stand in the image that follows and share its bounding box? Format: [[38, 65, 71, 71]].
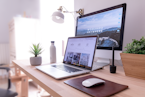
[[92, 58, 110, 71]]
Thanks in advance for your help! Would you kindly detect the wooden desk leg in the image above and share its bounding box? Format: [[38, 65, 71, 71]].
[[15, 67, 21, 76], [16, 81, 21, 97], [13, 63, 28, 97], [16, 76, 29, 97], [21, 76, 29, 97]]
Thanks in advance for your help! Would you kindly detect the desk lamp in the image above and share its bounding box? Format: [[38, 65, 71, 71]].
[[52, 6, 84, 23]]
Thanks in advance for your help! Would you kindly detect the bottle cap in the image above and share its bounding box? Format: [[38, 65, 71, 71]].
[[51, 41, 54, 43]]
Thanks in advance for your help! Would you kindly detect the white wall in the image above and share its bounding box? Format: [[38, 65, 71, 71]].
[[74, 0, 145, 59], [40, 0, 74, 62], [0, 0, 40, 43]]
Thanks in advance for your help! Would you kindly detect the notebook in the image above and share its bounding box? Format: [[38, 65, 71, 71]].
[[36, 36, 98, 79]]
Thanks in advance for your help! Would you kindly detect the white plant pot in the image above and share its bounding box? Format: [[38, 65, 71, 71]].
[[30, 57, 42, 66]]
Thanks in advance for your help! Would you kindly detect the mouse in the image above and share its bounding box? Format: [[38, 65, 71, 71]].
[[82, 78, 105, 87]]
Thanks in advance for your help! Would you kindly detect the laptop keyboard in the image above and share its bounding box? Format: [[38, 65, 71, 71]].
[[51, 65, 82, 73]]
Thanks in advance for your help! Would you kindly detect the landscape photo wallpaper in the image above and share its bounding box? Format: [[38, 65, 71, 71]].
[[76, 8, 123, 47]]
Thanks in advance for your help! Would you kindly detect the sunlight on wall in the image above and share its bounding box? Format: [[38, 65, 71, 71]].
[[40, 0, 74, 62]]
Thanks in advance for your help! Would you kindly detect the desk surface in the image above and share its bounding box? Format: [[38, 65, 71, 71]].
[[12, 60, 145, 97]]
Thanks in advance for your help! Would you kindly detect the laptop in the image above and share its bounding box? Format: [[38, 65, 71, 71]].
[[36, 36, 98, 79]]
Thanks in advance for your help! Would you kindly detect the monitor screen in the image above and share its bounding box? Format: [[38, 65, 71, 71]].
[[63, 36, 97, 70], [75, 3, 126, 50]]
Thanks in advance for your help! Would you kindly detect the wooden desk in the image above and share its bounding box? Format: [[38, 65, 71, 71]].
[[12, 60, 145, 97]]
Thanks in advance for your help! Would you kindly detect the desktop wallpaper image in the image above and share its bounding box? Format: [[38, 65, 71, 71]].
[[76, 8, 123, 47]]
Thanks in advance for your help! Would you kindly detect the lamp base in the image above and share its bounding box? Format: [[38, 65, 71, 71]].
[[110, 65, 116, 73]]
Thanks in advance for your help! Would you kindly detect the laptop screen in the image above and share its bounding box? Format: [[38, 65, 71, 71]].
[[63, 36, 97, 70]]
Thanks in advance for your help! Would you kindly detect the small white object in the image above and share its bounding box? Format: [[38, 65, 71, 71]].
[[50, 41, 56, 63], [37, 88, 51, 97], [82, 78, 105, 87]]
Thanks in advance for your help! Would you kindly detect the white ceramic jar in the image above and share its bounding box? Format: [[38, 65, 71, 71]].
[[50, 41, 56, 63]]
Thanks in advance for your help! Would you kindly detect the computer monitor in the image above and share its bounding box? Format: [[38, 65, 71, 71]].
[[75, 3, 126, 62], [75, 3, 126, 51]]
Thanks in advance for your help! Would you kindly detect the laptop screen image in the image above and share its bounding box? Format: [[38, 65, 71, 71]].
[[63, 36, 97, 70]]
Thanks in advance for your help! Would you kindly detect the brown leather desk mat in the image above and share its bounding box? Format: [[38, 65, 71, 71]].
[[64, 75, 128, 97]]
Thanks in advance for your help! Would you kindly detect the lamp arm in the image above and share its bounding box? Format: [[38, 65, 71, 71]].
[[61, 6, 76, 20], [57, 6, 84, 21], [76, 9, 84, 15], [57, 6, 63, 11], [63, 11, 75, 13], [63, 10, 84, 15]]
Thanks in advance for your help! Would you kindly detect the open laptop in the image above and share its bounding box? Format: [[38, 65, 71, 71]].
[[36, 36, 98, 79]]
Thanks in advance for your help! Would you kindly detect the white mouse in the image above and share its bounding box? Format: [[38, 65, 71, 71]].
[[82, 78, 105, 87]]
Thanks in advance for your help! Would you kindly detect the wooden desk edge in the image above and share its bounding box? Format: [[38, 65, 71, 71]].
[[12, 61, 62, 97]]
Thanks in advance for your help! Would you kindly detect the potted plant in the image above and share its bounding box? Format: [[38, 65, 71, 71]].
[[29, 43, 43, 66], [120, 37, 145, 80]]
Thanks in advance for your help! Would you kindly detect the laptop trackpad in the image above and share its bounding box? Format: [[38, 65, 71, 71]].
[[36, 65, 70, 78]]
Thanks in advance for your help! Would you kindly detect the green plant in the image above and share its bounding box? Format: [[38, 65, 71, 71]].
[[124, 37, 145, 54], [30, 43, 43, 57]]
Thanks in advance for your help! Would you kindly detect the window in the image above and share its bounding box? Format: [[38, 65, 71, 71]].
[[40, 0, 74, 62]]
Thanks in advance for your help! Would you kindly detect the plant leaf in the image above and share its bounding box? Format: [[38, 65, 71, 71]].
[[29, 43, 43, 57]]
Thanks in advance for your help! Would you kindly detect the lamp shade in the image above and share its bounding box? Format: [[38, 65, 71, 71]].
[[52, 11, 64, 23]]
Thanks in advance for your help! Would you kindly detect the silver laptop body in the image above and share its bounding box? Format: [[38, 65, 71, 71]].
[[36, 36, 98, 79]]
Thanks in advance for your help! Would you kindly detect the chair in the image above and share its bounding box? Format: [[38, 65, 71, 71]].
[[0, 67, 18, 97]]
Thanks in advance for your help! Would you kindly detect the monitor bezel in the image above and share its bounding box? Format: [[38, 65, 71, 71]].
[[75, 3, 127, 50]]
